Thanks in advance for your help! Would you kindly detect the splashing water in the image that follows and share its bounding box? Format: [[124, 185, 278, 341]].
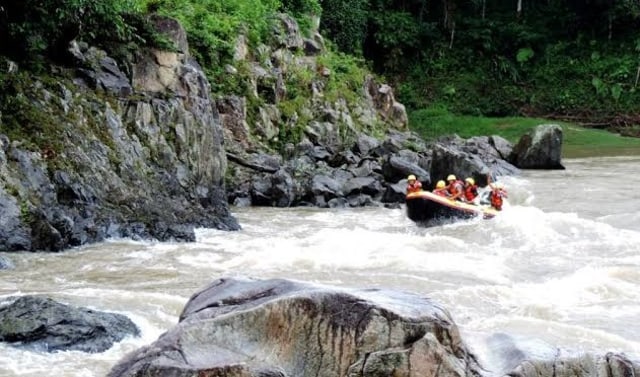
[[1, 156, 640, 376]]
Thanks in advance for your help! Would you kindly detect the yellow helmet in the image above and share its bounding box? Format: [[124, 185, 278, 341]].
[[447, 174, 456, 181], [436, 180, 446, 189], [407, 174, 416, 181], [465, 177, 475, 185]]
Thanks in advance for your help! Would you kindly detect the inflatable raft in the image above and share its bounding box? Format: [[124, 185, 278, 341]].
[[405, 191, 499, 225]]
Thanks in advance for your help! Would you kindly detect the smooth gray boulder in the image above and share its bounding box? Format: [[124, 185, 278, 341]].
[[509, 124, 565, 169], [430, 136, 520, 187], [486, 333, 640, 377], [0, 296, 139, 353], [108, 277, 482, 377]]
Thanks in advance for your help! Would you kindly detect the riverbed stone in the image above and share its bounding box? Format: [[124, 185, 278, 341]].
[[509, 124, 565, 169], [0, 296, 139, 353], [487, 333, 640, 377], [108, 277, 483, 377]]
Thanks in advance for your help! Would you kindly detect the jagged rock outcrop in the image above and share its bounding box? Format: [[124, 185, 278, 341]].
[[0, 296, 139, 353], [509, 124, 565, 169], [0, 16, 238, 252], [108, 277, 483, 377], [430, 135, 520, 187], [219, 14, 524, 209]]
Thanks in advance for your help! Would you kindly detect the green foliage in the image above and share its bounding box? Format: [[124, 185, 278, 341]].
[[0, 72, 66, 152], [280, 0, 321, 17], [319, 0, 369, 54], [0, 0, 143, 65], [138, 0, 285, 93], [409, 107, 640, 157], [516, 47, 535, 63], [317, 49, 368, 104]]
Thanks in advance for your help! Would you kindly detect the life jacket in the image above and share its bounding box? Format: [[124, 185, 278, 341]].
[[490, 189, 506, 210], [464, 184, 478, 201], [447, 180, 464, 196], [407, 181, 422, 194], [433, 188, 448, 197]]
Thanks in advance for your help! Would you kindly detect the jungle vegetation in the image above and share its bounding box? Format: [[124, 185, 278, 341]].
[[2, 0, 640, 140]]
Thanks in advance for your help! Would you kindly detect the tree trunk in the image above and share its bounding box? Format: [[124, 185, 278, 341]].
[[443, 0, 448, 26], [449, 21, 455, 49], [516, 0, 522, 17], [482, 0, 486, 20]]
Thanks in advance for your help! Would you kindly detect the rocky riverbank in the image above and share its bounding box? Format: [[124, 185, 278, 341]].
[[0, 12, 564, 254], [219, 15, 564, 210], [0, 17, 238, 252]]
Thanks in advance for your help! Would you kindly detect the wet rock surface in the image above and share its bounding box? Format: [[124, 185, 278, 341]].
[[0, 296, 139, 353], [109, 277, 483, 377]]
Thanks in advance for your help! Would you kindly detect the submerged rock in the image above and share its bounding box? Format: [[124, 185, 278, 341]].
[[109, 277, 483, 377], [0, 296, 139, 353]]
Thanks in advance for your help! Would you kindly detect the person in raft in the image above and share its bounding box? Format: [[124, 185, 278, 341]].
[[463, 177, 479, 203], [432, 180, 449, 197], [406, 174, 422, 194], [446, 174, 465, 201], [489, 182, 508, 210]]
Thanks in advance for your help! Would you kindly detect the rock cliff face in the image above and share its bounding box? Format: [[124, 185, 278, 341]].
[[0, 17, 238, 252], [220, 14, 415, 208], [218, 14, 562, 209]]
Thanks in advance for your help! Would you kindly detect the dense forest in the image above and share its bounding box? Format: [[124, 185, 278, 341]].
[[1, 0, 640, 135]]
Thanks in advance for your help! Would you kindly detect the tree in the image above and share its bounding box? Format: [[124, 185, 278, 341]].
[[0, 0, 136, 62]]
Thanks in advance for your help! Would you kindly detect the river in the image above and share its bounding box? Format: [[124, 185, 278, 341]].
[[1, 155, 640, 376]]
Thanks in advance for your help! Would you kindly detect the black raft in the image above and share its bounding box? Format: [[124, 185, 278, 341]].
[[405, 191, 498, 226]]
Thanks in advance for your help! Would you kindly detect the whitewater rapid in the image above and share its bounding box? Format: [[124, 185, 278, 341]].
[[1, 155, 640, 376]]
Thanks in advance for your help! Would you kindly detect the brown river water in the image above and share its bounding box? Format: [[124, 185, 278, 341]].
[[1, 155, 640, 376]]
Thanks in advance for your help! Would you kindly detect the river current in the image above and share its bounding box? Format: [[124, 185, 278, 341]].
[[1, 155, 640, 376]]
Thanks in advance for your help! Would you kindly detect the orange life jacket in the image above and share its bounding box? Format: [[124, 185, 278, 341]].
[[448, 180, 464, 196], [433, 188, 448, 197], [464, 184, 478, 201], [490, 189, 506, 210], [407, 181, 422, 194]]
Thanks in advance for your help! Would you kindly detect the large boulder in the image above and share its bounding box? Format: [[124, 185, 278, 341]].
[[250, 168, 296, 207], [509, 124, 565, 169], [0, 296, 139, 353], [430, 136, 520, 187], [68, 41, 132, 96], [109, 277, 483, 377], [382, 153, 431, 186], [487, 333, 640, 377]]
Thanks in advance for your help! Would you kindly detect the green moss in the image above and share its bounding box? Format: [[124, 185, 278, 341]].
[[0, 72, 68, 154], [4, 183, 19, 197], [19, 200, 32, 224]]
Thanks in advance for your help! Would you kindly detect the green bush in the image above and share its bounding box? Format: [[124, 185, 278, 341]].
[[319, 0, 369, 54], [0, 0, 139, 64]]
